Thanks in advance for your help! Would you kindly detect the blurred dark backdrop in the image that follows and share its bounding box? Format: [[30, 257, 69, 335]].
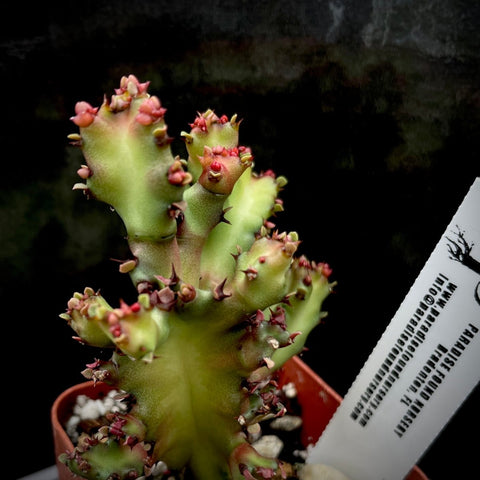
[[2, 1, 479, 478]]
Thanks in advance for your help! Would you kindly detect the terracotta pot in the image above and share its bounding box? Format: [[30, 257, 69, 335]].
[[52, 381, 114, 480], [278, 356, 428, 480], [52, 356, 428, 480]]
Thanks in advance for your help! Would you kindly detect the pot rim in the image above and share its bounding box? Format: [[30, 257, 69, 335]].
[[51, 357, 428, 480]]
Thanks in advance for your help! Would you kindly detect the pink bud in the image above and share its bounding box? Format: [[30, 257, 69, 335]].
[[210, 160, 222, 172], [135, 96, 166, 125], [167, 160, 192, 186], [70, 101, 98, 127], [117, 75, 150, 96], [256, 467, 275, 479], [77, 165, 92, 179], [178, 283, 196, 303], [263, 169, 276, 178], [189, 115, 208, 132], [130, 302, 141, 313], [212, 145, 225, 155], [110, 323, 122, 338], [109, 94, 131, 112], [320, 263, 333, 278], [240, 467, 256, 480], [303, 274, 312, 286]]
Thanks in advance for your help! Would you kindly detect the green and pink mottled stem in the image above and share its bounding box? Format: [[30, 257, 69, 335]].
[[61, 75, 335, 480]]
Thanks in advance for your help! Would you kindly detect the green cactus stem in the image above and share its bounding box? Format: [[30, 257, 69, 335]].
[[61, 75, 335, 480]]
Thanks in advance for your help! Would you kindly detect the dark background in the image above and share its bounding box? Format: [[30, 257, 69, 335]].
[[2, 1, 479, 478]]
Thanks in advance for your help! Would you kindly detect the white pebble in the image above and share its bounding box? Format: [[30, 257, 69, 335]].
[[66, 389, 129, 443], [150, 461, 168, 476], [293, 449, 308, 460], [81, 399, 101, 419], [65, 415, 81, 442], [72, 390, 127, 421], [282, 382, 297, 398], [75, 394, 88, 407], [270, 414, 303, 431], [252, 435, 284, 459]]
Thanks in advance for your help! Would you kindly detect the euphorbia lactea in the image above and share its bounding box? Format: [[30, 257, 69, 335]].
[[61, 75, 334, 480]]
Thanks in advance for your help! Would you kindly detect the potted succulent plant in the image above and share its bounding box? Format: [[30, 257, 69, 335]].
[[52, 75, 426, 480]]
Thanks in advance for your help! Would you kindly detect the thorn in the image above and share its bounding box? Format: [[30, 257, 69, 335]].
[[282, 240, 298, 257], [272, 203, 284, 213], [280, 293, 293, 306], [156, 264, 180, 287], [84, 286, 95, 296], [267, 338, 280, 349], [259, 225, 268, 237], [137, 281, 154, 293], [152, 126, 167, 138], [276, 176, 288, 188], [262, 357, 275, 369], [295, 287, 307, 300], [269, 306, 287, 330], [213, 278, 231, 301], [155, 286, 176, 312], [329, 280, 338, 293], [168, 203, 185, 226], [288, 231, 299, 241], [239, 150, 253, 164], [242, 267, 258, 281], [153, 126, 172, 147], [230, 114, 243, 129], [288, 331, 302, 343], [180, 131, 194, 144], [219, 206, 233, 225], [249, 309, 265, 327], [142, 351, 155, 363], [318, 311, 329, 322], [231, 245, 242, 262], [119, 259, 138, 274], [67, 133, 82, 146]]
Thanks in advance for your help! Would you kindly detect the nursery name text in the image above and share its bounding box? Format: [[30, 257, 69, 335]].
[[349, 273, 457, 427], [393, 321, 478, 437]]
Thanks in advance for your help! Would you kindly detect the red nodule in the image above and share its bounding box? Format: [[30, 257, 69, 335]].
[[211, 161, 222, 172]]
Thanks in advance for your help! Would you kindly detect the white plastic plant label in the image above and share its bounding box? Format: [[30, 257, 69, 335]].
[[307, 178, 480, 479]]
